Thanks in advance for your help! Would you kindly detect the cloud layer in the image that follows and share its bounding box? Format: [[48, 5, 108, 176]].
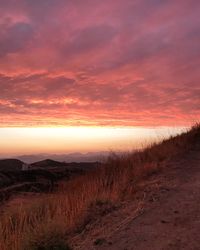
[[0, 0, 199, 126]]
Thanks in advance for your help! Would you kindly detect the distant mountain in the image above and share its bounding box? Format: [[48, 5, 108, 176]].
[[29, 159, 99, 171], [0, 157, 100, 172], [30, 159, 67, 169], [16, 152, 109, 164], [0, 159, 24, 171]]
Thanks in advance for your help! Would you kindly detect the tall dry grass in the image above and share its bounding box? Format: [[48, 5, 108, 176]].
[[0, 124, 199, 250]]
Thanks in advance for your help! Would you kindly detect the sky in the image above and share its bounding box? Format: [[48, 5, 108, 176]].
[[0, 0, 199, 156], [0, 127, 185, 157]]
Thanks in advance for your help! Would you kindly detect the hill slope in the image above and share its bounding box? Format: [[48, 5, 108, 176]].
[[71, 136, 200, 249], [0, 125, 200, 250], [30, 159, 67, 169], [0, 159, 24, 171]]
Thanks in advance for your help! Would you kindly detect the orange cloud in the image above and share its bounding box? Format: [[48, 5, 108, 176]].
[[0, 0, 199, 127]]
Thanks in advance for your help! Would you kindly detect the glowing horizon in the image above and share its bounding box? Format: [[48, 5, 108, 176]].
[[0, 126, 186, 157]]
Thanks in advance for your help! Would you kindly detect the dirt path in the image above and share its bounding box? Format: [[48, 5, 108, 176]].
[[71, 148, 200, 250]]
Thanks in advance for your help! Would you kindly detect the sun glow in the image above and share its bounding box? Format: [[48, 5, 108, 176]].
[[0, 126, 186, 157]]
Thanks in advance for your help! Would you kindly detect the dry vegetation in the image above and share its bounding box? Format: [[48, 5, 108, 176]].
[[0, 124, 200, 250]]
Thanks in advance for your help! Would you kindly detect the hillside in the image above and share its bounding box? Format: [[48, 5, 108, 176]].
[[0, 159, 24, 171], [71, 133, 200, 249], [30, 159, 68, 169], [17, 152, 108, 164], [0, 124, 199, 250], [0, 159, 99, 202]]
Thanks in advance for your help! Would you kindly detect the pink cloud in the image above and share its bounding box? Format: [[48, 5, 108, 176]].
[[0, 0, 199, 127]]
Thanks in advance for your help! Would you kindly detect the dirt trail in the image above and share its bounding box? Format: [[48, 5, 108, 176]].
[[71, 148, 200, 250]]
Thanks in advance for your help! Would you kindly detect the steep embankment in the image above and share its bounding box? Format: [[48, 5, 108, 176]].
[[70, 144, 200, 249]]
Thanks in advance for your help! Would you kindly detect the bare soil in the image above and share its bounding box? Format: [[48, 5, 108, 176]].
[[70, 148, 200, 250]]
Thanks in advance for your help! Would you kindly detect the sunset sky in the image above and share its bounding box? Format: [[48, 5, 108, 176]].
[[0, 0, 199, 156]]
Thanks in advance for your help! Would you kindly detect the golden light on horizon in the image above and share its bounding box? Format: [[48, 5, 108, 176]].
[[0, 126, 186, 157]]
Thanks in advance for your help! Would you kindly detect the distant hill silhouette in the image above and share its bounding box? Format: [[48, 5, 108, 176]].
[[30, 159, 67, 169], [0, 159, 24, 171], [0, 157, 99, 200], [16, 152, 109, 163]]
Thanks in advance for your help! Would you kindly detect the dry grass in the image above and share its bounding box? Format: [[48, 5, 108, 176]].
[[0, 124, 199, 250]]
